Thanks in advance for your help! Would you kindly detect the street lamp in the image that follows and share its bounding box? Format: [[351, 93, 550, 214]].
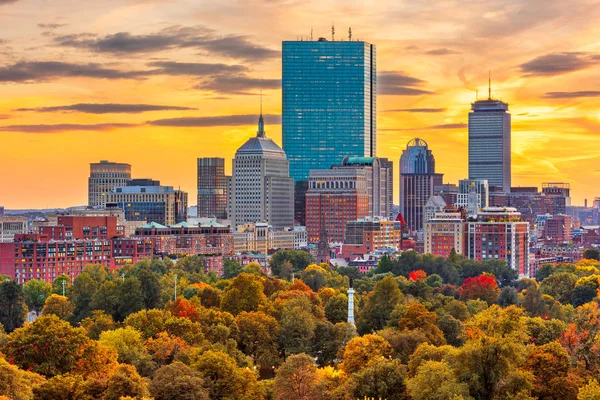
[[174, 274, 178, 301]]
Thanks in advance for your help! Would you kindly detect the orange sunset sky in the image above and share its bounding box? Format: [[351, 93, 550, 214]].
[[1, 0, 599, 209]]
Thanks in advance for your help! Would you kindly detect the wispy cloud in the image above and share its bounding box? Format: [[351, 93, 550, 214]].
[[37, 23, 67, 30], [520, 52, 599, 76], [195, 76, 280, 95], [385, 108, 446, 113], [542, 91, 600, 99], [0, 61, 146, 82], [0, 0, 19, 5], [53, 25, 279, 61], [378, 71, 433, 96], [0, 123, 138, 133], [16, 103, 196, 114], [425, 48, 460, 56], [381, 123, 466, 131], [148, 114, 281, 127]]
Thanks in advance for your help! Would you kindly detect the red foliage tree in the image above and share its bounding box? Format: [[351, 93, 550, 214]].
[[409, 270, 428, 282], [460, 274, 499, 304], [167, 298, 200, 321]]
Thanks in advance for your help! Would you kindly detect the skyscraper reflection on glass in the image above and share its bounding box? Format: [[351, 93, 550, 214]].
[[282, 39, 376, 182]]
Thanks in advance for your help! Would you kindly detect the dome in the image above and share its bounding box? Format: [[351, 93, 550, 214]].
[[236, 136, 286, 157]]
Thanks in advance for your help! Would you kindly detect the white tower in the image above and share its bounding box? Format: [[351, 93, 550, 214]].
[[347, 279, 355, 325]]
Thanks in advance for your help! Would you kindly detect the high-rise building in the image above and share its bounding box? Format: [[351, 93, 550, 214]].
[[379, 158, 394, 219], [197, 158, 229, 220], [294, 180, 309, 225], [282, 38, 376, 182], [542, 214, 572, 244], [424, 211, 467, 257], [434, 184, 458, 207], [467, 207, 530, 276], [542, 183, 571, 215], [231, 114, 294, 230], [399, 138, 443, 232], [89, 160, 131, 208], [106, 182, 187, 226], [468, 87, 511, 192]]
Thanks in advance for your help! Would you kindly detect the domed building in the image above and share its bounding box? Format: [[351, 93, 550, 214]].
[[231, 113, 294, 230]]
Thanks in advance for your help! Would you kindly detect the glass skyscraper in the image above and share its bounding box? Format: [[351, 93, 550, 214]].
[[282, 39, 376, 182], [468, 97, 511, 193]]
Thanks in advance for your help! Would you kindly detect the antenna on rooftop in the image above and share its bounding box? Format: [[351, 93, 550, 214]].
[[311, 27, 313, 41], [488, 70, 491, 100], [348, 27, 352, 41], [332, 23, 335, 41]]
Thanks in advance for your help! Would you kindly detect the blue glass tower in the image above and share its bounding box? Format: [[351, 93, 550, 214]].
[[282, 39, 376, 182]]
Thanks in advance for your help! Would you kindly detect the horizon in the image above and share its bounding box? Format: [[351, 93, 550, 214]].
[[1, 0, 599, 208]]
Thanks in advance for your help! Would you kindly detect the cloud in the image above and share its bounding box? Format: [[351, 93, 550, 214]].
[[149, 114, 281, 127], [520, 52, 599, 76], [378, 71, 433, 96], [0, 61, 147, 82], [37, 23, 67, 30], [195, 76, 280, 94], [53, 25, 279, 61], [15, 103, 196, 114], [146, 61, 247, 76], [0, 123, 138, 133], [385, 108, 446, 113], [381, 123, 467, 131], [542, 91, 600, 99], [0, 0, 19, 4], [425, 48, 460, 56], [457, 67, 476, 91]]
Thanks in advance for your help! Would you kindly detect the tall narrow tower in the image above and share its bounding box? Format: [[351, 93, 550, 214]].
[[347, 278, 355, 325]]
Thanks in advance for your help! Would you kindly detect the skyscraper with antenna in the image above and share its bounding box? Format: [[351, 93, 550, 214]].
[[468, 73, 511, 193]]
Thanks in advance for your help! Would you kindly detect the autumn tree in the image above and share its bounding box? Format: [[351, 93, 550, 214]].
[[236, 311, 280, 368], [0, 357, 45, 400], [270, 250, 314, 277], [146, 331, 189, 366], [51, 274, 71, 296], [22, 279, 52, 314], [150, 362, 209, 400], [460, 273, 499, 305], [406, 360, 470, 400], [273, 353, 320, 400], [32, 374, 89, 400], [301, 264, 328, 292], [70, 272, 101, 322], [103, 364, 150, 400], [80, 310, 117, 340], [220, 273, 267, 315], [540, 272, 578, 305], [99, 326, 148, 366], [0, 280, 27, 332], [340, 334, 393, 374], [41, 294, 72, 320], [523, 341, 579, 399], [350, 357, 410, 400], [398, 302, 446, 345]]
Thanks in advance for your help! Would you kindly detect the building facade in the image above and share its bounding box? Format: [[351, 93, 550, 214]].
[[542, 214, 572, 243], [282, 39, 376, 182], [197, 158, 229, 220], [39, 216, 119, 240], [233, 223, 306, 254], [424, 212, 467, 257], [106, 183, 187, 226], [399, 138, 443, 232], [342, 217, 402, 259], [379, 158, 394, 219], [467, 207, 530, 277], [468, 97, 511, 192], [0, 216, 28, 243], [88, 160, 131, 208], [542, 182, 571, 215], [457, 179, 489, 210], [231, 114, 294, 230]]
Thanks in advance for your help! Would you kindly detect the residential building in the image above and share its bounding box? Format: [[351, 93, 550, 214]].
[[282, 39, 376, 182], [424, 196, 447, 224], [467, 207, 530, 276], [542, 182, 571, 215], [468, 90, 511, 192], [106, 182, 188, 226], [0, 216, 28, 242], [88, 160, 131, 207], [39, 216, 119, 240], [341, 217, 402, 259], [233, 223, 306, 254], [231, 113, 294, 230], [197, 158, 229, 219], [542, 214, 572, 243], [434, 184, 458, 207], [399, 138, 443, 232], [457, 179, 489, 210], [424, 211, 467, 257]]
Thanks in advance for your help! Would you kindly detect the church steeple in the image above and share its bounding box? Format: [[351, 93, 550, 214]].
[[257, 91, 265, 138]]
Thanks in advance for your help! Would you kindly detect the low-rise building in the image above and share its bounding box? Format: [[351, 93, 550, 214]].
[[424, 211, 466, 257], [341, 217, 402, 259], [0, 216, 28, 243]]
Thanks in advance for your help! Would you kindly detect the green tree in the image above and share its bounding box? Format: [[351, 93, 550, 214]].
[[356, 276, 404, 334], [80, 310, 117, 340], [41, 294, 72, 320], [223, 259, 243, 279], [572, 275, 599, 307], [301, 264, 328, 292], [278, 296, 317, 356], [22, 279, 52, 314], [350, 357, 410, 400], [324, 292, 348, 324], [270, 250, 314, 277], [273, 353, 319, 400], [540, 272, 578, 304], [0, 280, 27, 332], [136, 267, 162, 309], [99, 326, 148, 366], [311, 320, 356, 367], [51, 274, 71, 296], [583, 249, 600, 261], [150, 362, 209, 400], [220, 273, 267, 315], [116, 277, 145, 321], [406, 360, 470, 400], [498, 286, 520, 307], [70, 272, 101, 322]]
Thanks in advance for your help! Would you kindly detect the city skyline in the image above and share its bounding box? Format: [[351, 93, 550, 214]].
[[1, 0, 599, 208]]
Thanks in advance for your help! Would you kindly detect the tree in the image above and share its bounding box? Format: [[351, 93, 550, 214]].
[[150, 362, 209, 400], [540, 272, 578, 304], [583, 249, 600, 261], [32, 374, 89, 400], [340, 334, 393, 374], [3, 314, 110, 377], [324, 293, 347, 324], [220, 273, 267, 315], [409, 269, 427, 282], [273, 353, 319, 400], [398, 302, 446, 345], [136, 268, 162, 309], [301, 264, 328, 292], [70, 272, 101, 322], [407, 360, 470, 400], [578, 380, 600, 400], [99, 326, 147, 366], [22, 279, 52, 314], [0, 280, 27, 332], [116, 277, 145, 321], [523, 341, 579, 399], [349, 357, 409, 400], [0, 357, 45, 400], [41, 294, 72, 320], [312, 321, 356, 367], [103, 364, 150, 400], [572, 275, 599, 307], [270, 250, 314, 277], [223, 259, 243, 279], [278, 296, 317, 356], [146, 332, 189, 366], [51, 274, 71, 296], [460, 274, 499, 305], [236, 311, 280, 368], [356, 276, 404, 334]]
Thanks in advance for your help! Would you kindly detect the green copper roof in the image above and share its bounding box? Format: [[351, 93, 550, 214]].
[[171, 221, 190, 228], [343, 157, 375, 165], [139, 222, 169, 229]]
